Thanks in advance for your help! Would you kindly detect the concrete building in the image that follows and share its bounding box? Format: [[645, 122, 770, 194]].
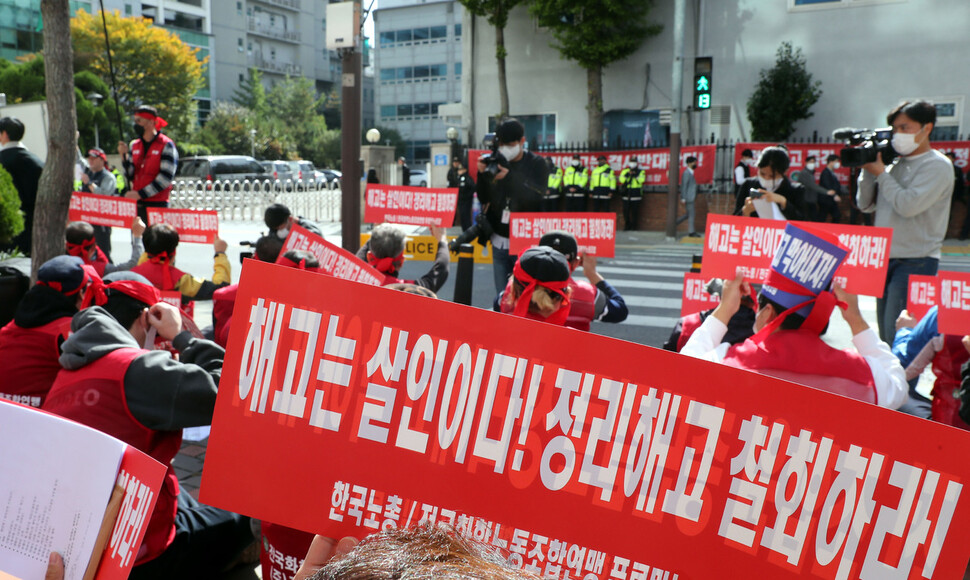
[[463, 0, 969, 147], [0, 0, 91, 61], [373, 0, 464, 164]]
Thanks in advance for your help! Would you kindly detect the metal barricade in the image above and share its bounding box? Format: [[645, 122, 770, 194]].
[[170, 179, 342, 223]]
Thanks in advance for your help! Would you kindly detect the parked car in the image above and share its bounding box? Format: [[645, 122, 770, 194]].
[[296, 160, 327, 187], [175, 155, 269, 189], [259, 160, 295, 183], [319, 169, 342, 189], [409, 169, 428, 187]]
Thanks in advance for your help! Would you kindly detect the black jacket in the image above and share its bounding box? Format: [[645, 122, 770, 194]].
[[733, 177, 807, 221], [0, 146, 44, 254], [476, 150, 548, 238]]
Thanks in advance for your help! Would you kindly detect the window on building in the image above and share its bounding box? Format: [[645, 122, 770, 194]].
[[454, 23, 461, 37], [489, 114, 557, 147], [397, 104, 413, 117], [247, 41, 252, 55], [413, 27, 429, 41], [430, 25, 447, 39], [124, 4, 132, 14], [380, 68, 395, 81], [379, 31, 395, 45], [431, 63, 447, 77], [270, 13, 276, 26], [270, 47, 276, 60], [454, 62, 462, 77], [414, 103, 430, 116], [381, 105, 396, 119], [236, 1, 242, 14], [238, 38, 244, 51], [398, 67, 412, 80], [791, 0, 903, 7], [414, 65, 430, 79], [397, 29, 412, 42], [239, 73, 245, 82]]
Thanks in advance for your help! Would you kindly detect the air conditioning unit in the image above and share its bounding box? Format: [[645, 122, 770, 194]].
[[710, 105, 731, 126]]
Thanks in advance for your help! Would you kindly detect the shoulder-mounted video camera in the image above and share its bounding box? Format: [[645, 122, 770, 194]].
[[833, 127, 897, 167], [478, 132, 509, 178]]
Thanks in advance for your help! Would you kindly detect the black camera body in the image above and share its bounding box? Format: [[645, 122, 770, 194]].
[[478, 132, 509, 178], [833, 127, 897, 167], [448, 212, 495, 252]]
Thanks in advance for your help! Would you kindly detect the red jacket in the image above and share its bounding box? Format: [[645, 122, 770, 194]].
[[44, 347, 181, 564], [212, 284, 238, 348], [0, 317, 72, 407], [930, 336, 970, 430], [131, 133, 174, 203], [564, 278, 596, 331]]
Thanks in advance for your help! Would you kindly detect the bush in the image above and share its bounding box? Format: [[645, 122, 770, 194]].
[[0, 166, 24, 244], [179, 142, 213, 158]]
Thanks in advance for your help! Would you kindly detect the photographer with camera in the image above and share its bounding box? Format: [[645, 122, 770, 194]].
[[474, 118, 550, 293], [856, 100, 954, 344], [733, 146, 807, 220]]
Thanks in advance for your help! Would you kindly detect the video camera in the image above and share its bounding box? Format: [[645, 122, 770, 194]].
[[477, 132, 509, 179], [833, 127, 897, 167], [448, 212, 494, 252]]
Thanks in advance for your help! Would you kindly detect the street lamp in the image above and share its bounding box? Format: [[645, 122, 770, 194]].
[[446, 126, 460, 162], [365, 128, 380, 144], [250, 128, 257, 158], [86, 92, 103, 149]]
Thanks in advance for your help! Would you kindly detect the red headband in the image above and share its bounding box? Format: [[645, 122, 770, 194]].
[[511, 261, 571, 325], [149, 251, 176, 289], [367, 251, 405, 274], [38, 264, 96, 297], [135, 111, 168, 130], [65, 239, 96, 258], [87, 149, 106, 161], [105, 280, 162, 307], [754, 269, 846, 341]]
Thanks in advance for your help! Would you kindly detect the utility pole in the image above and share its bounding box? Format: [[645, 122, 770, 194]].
[[666, 0, 686, 240], [338, 0, 363, 252]]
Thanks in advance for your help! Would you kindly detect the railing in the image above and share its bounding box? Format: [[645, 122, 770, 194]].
[[170, 179, 342, 224], [253, 0, 300, 10], [247, 18, 300, 42], [249, 56, 302, 76]]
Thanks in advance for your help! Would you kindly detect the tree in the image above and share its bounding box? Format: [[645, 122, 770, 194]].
[[267, 76, 328, 161], [71, 10, 207, 139], [33, 0, 77, 279], [458, 0, 525, 119], [530, 0, 661, 144], [232, 68, 267, 118], [747, 42, 823, 142], [199, 102, 255, 155]]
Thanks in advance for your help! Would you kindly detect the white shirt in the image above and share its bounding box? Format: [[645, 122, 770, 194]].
[[681, 316, 908, 409]]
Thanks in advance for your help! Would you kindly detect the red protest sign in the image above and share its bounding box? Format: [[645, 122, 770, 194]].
[[907, 274, 939, 321], [159, 291, 182, 309], [700, 214, 892, 297], [146, 208, 219, 243], [202, 260, 970, 580], [508, 212, 616, 257], [937, 271, 970, 336], [936, 141, 970, 178], [277, 224, 383, 286], [681, 272, 720, 316], [69, 192, 137, 228], [364, 185, 458, 226]]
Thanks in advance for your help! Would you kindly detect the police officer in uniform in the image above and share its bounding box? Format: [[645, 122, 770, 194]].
[[562, 154, 589, 212], [589, 155, 616, 212], [544, 157, 563, 212], [619, 158, 646, 230]]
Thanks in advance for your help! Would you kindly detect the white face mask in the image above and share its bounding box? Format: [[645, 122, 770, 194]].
[[892, 130, 922, 156], [758, 176, 782, 191], [571, 159, 580, 167], [498, 143, 521, 161], [276, 227, 290, 240], [143, 324, 156, 350], [831, 161, 841, 170], [628, 162, 638, 169], [805, 162, 816, 171]]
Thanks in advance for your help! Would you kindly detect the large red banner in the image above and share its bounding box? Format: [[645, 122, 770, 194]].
[[509, 212, 616, 257], [147, 208, 219, 243], [700, 214, 892, 297], [937, 271, 970, 336], [68, 192, 137, 228], [364, 185, 458, 226], [469, 145, 717, 186], [681, 272, 720, 316], [907, 274, 940, 321], [277, 224, 383, 286], [201, 260, 970, 580]]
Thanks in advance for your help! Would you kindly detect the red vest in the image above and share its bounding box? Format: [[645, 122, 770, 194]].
[[930, 336, 970, 430], [213, 284, 238, 348], [130, 260, 194, 319], [130, 133, 174, 202], [0, 317, 72, 407], [260, 523, 314, 580], [723, 330, 878, 404], [565, 278, 596, 331], [676, 312, 704, 352], [44, 348, 181, 564]]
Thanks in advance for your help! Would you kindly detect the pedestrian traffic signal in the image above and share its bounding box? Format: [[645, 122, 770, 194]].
[[694, 57, 712, 110]]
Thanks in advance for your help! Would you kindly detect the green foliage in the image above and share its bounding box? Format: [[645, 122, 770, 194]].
[[200, 102, 257, 155], [747, 42, 823, 142], [0, 56, 46, 102], [178, 142, 212, 157], [458, 0, 522, 28], [529, 0, 662, 71], [366, 126, 407, 159], [0, 166, 25, 245], [232, 69, 267, 118]]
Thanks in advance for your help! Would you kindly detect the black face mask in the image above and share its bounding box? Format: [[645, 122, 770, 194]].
[[132, 123, 145, 138]]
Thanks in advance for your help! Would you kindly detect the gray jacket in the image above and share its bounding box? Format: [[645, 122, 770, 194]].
[[792, 167, 829, 204], [681, 167, 697, 203]]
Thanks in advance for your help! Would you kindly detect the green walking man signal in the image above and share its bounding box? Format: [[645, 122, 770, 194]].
[[694, 56, 712, 110]]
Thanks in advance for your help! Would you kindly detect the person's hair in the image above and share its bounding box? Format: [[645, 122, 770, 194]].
[[685, 156, 697, 164], [495, 118, 525, 144], [826, 154, 839, 163], [134, 105, 158, 118], [741, 148, 753, 158], [759, 293, 829, 334], [385, 283, 437, 298], [369, 224, 406, 259], [65, 221, 96, 244], [254, 235, 284, 262], [887, 100, 937, 127], [281, 249, 319, 268], [103, 292, 148, 331], [805, 155, 816, 162], [0, 117, 25, 141], [309, 525, 539, 580], [143, 223, 179, 255], [510, 280, 572, 318], [264, 203, 292, 230], [757, 146, 791, 176]]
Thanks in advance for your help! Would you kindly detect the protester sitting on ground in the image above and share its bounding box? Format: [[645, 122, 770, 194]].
[[496, 246, 573, 326], [356, 223, 449, 293], [264, 202, 323, 238], [892, 306, 970, 428], [0, 256, 100, 408], [733, 146, 806, 220], [663, 280, 756, 352], [130, 223, 230, 317], [536, 230, 627, 331], [42, 271, 255, 577], [681, 223, 907, 408], [212, 235, 284, 347], [295, 526, 539, 580], [65, 218, 146, 276]]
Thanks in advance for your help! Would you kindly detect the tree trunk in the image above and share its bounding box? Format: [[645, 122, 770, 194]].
[[587, 65, 603, 145], [33, 0, 77, 281], [495, 24, 509, 120]]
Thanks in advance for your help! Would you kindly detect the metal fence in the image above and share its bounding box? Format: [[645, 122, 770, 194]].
[[169, 179, 343, 223]]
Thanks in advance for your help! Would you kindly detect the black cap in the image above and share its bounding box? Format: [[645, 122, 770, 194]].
[[134, 105, 158, 117], [597, 155, 607, 161], [264, 203, 292, 230], [538, 230, 578, 261], [495, 118, 525, 144], [37, 256, 86, 294], [103, 271, 152, 285], [516, 246, 570, 284]]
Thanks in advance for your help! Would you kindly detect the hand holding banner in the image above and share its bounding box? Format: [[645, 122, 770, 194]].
[[364, 185, 458, 226], [681, 272, 720, 316], [69, 192, 137, 228], [907, 274, 940, 321], [146, 208, 220, 243], [277, 224, 383, 286], [509, 212, 616, 257]]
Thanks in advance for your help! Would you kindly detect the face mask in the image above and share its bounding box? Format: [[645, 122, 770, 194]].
[[571, 160, 580, 167], [629, 162, 638, 169], [831, 161, 841, 170], [892, 129, 921, 156], [758, 176, 782, 191], [276, 227, 290, 240], [132, 123, 145, 138], [498, 144, 521, 160], [143, 325, 156, 350], [805, 162, 816, 171]]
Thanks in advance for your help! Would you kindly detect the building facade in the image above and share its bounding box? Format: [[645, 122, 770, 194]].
[[464, 0, 969, 148], [374, 0, 464, 164]]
